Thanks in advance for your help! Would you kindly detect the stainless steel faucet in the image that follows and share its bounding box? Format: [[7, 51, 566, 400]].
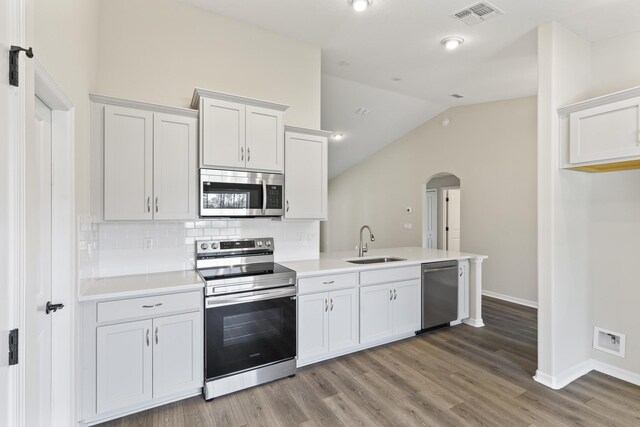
[[358, 225, 375, 257]]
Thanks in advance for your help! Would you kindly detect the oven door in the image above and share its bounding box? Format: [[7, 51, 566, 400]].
[[205, 287, 296, 380], [200, 169, 283, 217]]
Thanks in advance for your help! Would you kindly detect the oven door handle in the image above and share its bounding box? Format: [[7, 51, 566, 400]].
[[261, 180, 267, 215], [206, 287, 296, 308]]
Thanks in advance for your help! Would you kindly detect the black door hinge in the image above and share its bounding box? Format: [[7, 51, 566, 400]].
[[446, 197, 449, 202], [446, 227, 449, 231], [9, 45, 34, 87], [8, 329, 18, 365]]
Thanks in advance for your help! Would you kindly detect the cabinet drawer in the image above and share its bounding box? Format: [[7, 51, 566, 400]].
[[97, 291, 201, 324], [360, 266, 420, 286], [298, 273, 358, 294]]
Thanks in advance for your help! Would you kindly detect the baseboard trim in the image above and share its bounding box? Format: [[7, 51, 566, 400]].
[[482, 290, 538, 309], [592, 360, 640, 387], [534, 359, 640, 390], [533, 360, 593, 389], [462, 318, 485, 328]]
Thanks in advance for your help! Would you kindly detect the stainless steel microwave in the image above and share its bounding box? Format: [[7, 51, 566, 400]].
[[200, 169, 284, 217]]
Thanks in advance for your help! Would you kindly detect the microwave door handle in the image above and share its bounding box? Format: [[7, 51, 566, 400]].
[[262, 180, 267, 215]]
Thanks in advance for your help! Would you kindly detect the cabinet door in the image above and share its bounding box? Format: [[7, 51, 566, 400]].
[[284, 132, 328, 220], [201, 98, 246, 169], [328, 288, 358, 353], [457, 260, 470, 320], [360, 284, 392, 344], [153, 113, 198, 220], [96, 320, 152, 414], [104, 105, 153, 220], [570, 97, 640, 164], [391, 280, 421, 335], [298, 293, 329, 361], [245, 105, 283, 172], [152, 312, 203, 399]]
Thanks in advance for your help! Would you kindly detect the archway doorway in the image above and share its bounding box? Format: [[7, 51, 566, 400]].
[[424, 173, 461, 250]]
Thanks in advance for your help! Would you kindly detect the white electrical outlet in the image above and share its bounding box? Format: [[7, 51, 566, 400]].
[[143, 238, 154, 251], [404, 223, 412, 229]]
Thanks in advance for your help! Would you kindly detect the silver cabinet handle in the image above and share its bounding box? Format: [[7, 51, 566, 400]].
[[146, 329, 150, 347], [155, 197, 158, 213], [323, 280, 335, 285], [240, 147, 244, 161], [460, 267, 463, 277], [142, 303, 163, 308], [330, 298, 334, 311], [147, 196, 151, 213], [325, 298, 328, 312], [286, 200, 290, 213], [155, 327, 158, 345], [389, 289, 393, 301], [247, 147, 251, 162], [394, 289, 397, 300]]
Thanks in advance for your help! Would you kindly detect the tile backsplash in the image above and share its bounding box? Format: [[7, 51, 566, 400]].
[[78, 216, 319, 280]]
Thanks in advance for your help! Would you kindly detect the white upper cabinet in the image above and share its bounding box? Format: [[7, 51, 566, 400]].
[[192, 88, 288, 173], [104, 105, 154, 221], [560, 87, 640, 171], [201, 98, 246, 169], [570, 97, 640, 164], [92, 95, 198, 221], [284, 127, 330, 220], [153, 113, 198, 220]]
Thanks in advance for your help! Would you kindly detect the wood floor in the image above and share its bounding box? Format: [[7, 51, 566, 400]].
[[100, 297, 640, 426]]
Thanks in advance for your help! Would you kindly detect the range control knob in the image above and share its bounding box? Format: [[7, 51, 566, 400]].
[[211, 242, 218, 249], [256, 241, 263, 247], [200, 243, 209, 250], [265, 240, 272, 247]]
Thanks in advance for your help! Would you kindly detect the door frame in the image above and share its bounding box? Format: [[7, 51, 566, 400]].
[[33, 59, 76, 427], [441, 186, 460, 250], [422, 188, 438, 248], [2, 0, 27, 425]]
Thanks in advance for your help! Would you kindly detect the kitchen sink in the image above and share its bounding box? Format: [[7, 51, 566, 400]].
[[346, 257, 407, 264]]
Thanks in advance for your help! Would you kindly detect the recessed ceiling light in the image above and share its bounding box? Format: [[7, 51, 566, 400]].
[[349, 0, 372, 12], [441, 37, 465, 50], [332, 133, 344, 141]]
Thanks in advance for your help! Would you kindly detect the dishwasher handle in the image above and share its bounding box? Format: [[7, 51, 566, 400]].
[[423, 266, 458, 273]]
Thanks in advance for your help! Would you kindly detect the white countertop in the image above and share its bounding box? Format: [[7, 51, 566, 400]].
[[79, 270, 204, 302], [281, 247, 488, 278]]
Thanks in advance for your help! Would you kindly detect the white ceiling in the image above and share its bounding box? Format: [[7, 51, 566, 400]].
[[181, 0, 640, 177]]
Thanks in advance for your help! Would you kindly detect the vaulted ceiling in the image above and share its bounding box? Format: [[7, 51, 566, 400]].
[[181, 0, 640, 177]]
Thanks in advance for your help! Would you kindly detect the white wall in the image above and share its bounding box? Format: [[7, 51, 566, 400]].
[[322, 97, 538, 304], [537, 24, 640, 387], [96, 0, 320, 129]]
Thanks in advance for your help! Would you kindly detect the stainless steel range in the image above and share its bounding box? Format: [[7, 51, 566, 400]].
[[196, 237, 297, 400]]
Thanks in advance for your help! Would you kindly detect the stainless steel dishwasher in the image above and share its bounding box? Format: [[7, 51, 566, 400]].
[[422, 261, 459, 329]]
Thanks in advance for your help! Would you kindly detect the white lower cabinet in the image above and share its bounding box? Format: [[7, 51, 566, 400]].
[[360, 280, 421, 345], [82, 290, 203, 425], [298, 287, 358, 364], [96, 320, 153, 414]]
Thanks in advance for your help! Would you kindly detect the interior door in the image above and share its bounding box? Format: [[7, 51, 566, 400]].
[[0, 2, 17, 420], [424, 189, 437, 249], [31, 97, 53, 427], [446, 189, 461, 251]]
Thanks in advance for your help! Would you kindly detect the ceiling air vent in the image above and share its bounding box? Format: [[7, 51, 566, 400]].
[[452, 1, 504, 25]]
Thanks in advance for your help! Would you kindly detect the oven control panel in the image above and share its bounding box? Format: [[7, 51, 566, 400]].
[[197, 237, 274, 255]]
